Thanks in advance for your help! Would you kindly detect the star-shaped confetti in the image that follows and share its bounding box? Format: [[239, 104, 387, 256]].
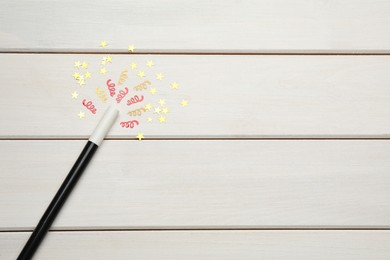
[[128, 45, 136, 52], [156, 73, 164, 80], [72, 72, 81, 79], [149, 88, 157, 95], [154, 107, 161, 114], [71, 91, 79, 99], [106, 56, 112, 63], [100, 41, 107, 48], [145, 103, 153, 111], [171, 82, 179, 89], [147, 117, 153, 122], [100, 68, 108, 74], [81, 62, 88, 69], [158, 115, 166, 123], [181, 99, 189, 107], [130, 62, 137, 69], [78, 111, 85, 119], [146, 60, 154, 68], [136, 132, 144, 140], [162, 107, 169, 114], [85, 71, 92, 79], [74, 61, 82, 69], [78, 79, 85, 86], [158, 99, 166, 106], [137, 71, 146, 78]]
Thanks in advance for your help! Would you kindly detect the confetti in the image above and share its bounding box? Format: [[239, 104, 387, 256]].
[[158, 99, 166, 106], [128, 45, 136, 52], [100, 68, 108, 74], [74, 61, 82, 69], [116, 87, 129, 104], [181, 100, 189, 107], [147, 117, 153, 122], [100, 41, 108, 48], [130, 62, 137, 70], [145, 103, 153, 111], [149, 88, 157, 95], [156, 73, 164, 80], [146, 60, 154, 68], [127, 95, 144, 106], [95, 87, 108, 102], [106, 79, 116, 97], [82, 99, 97, 114], [154, 107, 161, 114], [71, 91, 79, 99], [133, 80, 151, 91], [78, 78, 86, 87], [128, 107, 147, 116], [118, 70, 128, 85], [137, 71, 146, 78], [120, 120, 139, 129], [136, 133, 144, 140], [85, 71, 92, 79], [162, 107, 169, 114], [171, 82, 179, 89], [72, 72, 81, 79], [78, 111, 85, 119], [158, 115, 166, 123], [81, 62, 88, 69]]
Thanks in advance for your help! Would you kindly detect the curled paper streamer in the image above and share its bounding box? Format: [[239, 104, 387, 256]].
[[95, 87, 108, 102], [82, 99, 97, 114], [127, 95, 144, 106], [128, 107, 147, 116], [116, 87, 129, 103], [133, 80, 151, 91], [106, 79, 116, 97], [120, 120, 139, 128], [118, 70, 128, 85]]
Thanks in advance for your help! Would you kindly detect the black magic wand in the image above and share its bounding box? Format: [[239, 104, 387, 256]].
[[18, 106, 119, 260]]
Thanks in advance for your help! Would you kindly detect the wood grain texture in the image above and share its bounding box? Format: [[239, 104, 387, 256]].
[[1, 54, 390, 138], [2, 231, 390, 259], [1, 1, 390, 53], [1, 140, 389, 230]]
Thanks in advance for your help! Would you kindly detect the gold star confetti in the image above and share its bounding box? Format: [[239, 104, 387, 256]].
[[78, 111, 85, 119], [156, 73, 164, 80], [162, 107, 169, 114], [128, 45, 136, 52], [81, 62, 88, 69], [72, 72, 81, 79], [101, 60, 107, 65], [85, 71, 92, 79], [130, 62, 137, 69], [74, 61, 82, 69], [147, 117, 153, 122], [181, 99, 189, 107], [158, 99, 166, 106], [145, 103, 153, 111], [71, 91, 79, 99], [137, 71, 146, 78], [149, 88, 157, 95], [146, 60, 154, 67], [100, 41, 107, 48], [136, 132, 144, 140], [159, 115, 166, 123], [171, 82, 179, 89], [106, 56, 112, 63], [78, 79, 85, 86], [100, 68, 108, 74], [154, 107, 161, 114]]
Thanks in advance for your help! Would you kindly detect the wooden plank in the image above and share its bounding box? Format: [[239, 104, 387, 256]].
[[2, 231, 390, 259], [1, 140, 389, 230], [1, 54, 390, 138], [1, 1, 390, 52]]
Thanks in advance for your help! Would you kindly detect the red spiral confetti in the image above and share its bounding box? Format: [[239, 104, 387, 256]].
[[120, 120, 139, 128], [116, 87, 129, 103], [127, 95, 144, 106], [82, 99, 97, 114], [106, 79, 116, 97]]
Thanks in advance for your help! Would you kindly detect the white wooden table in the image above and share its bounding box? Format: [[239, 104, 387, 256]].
[[1, 1, 390, 259]]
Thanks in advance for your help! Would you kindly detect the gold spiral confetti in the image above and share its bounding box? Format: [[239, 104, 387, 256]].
[[95, 87, 108, 102], [128, 107, 147, 116], [118, 70, 128, 85], [133, 80, 151, 91]]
